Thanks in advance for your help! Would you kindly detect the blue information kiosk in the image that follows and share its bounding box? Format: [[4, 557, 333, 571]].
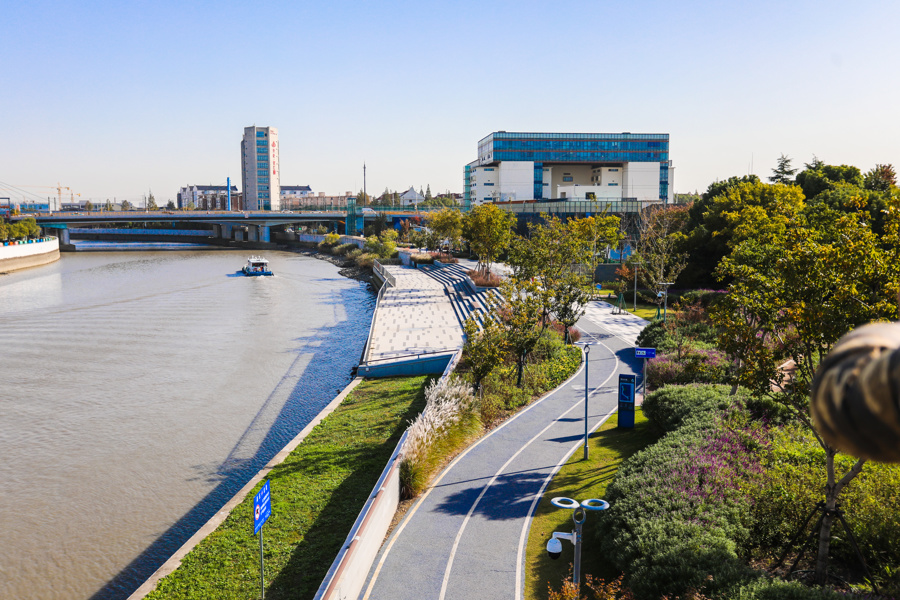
[[618, 374, 636, 428]]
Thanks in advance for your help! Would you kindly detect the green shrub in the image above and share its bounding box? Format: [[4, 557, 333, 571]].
[[333, 242, 357, 256], [725, 577, 847, 599], [645, 348, 731, 390], [318, 232, 341, 250], [354, 252, 377, 268], [410, 252, 434, 265], [747, 424, 900, 591], [597, 392, 769, 599], [642, 384, 738, 433]]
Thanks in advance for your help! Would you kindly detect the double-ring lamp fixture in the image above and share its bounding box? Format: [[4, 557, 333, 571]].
[[546, 497, 609, 590]]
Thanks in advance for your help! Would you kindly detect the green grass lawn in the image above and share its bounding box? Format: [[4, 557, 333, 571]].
[[146, 376, 430, 600], [596, 292, 661, 322], [524, 409, 659, 600]]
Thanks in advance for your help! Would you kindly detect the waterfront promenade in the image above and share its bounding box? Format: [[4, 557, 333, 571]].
[[362, 294, 648, 600], [366, 265, 463, 363]]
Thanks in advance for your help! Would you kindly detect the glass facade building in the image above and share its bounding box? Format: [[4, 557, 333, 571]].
[[466, 131, 671, 205]]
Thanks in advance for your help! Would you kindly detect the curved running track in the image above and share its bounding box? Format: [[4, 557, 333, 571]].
[[361, 308, 644, 600]]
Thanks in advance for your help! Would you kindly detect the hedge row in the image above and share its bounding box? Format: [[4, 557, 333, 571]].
[[597, 385, 850, 600]]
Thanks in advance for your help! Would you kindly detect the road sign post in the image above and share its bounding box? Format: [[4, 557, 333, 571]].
[[634, 347, 657, 396], [253, 480, 272, 599], [618, 374, 636, 428]]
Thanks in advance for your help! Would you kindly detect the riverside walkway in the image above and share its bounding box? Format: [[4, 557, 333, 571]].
[[361, 302, 649, 600], [364, 264, 501, 368]]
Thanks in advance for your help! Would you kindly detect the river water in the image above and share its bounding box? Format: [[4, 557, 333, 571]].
[[0, 250, 374, 599]]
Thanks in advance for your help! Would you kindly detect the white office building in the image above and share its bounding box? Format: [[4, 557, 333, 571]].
[[464, 132, 672, 205], [241, 126, 280, 211]]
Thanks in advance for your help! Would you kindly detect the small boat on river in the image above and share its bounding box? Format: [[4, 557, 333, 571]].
[[242, 256, 273, 276]]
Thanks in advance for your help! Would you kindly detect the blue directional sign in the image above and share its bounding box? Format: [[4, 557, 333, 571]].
[[253, 480, 272, 534], [635, 347, 657, 359], [618, 374, 636, 428]]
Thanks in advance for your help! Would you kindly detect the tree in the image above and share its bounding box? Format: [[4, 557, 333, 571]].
[[0, 220, 9, 240], [84, 201, 94, 212], [768, 153, 797, 184], [166, 200, 175, 210], [121, 200, 133, 211], [462, 316, 507, 393], [186, 201, 195, 211], [426, 208, 464, 253], [498, 277, 549, 386], [147, 192, 158, 211], [106, 200, 114, 211], [462, 203, 516, 275], [356, 190, 370, 205], [795, 160, 863, 200], [425, 184, 432, 202], [711, 199, 900, 584], [680, 181, 805, 286], [863, 163, 897, 192], [632, 205, 690, 297], [570, 213, 622, 282]]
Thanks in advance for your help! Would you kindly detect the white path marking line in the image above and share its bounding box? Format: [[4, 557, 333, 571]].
[[438, 342, 620, 600], [514, 336, 620, 600], [362, 359, 588, 600]]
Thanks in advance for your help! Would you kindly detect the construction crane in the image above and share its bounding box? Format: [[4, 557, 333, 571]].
[[15, 183, 79, 211]]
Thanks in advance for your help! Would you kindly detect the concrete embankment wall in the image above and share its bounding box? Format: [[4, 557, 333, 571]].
[[0, 238, 60, 272]]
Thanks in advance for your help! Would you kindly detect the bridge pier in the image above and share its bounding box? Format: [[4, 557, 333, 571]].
[[258, 225, 270, 243]]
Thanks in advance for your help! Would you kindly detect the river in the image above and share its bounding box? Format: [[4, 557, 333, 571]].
[[0, 249, 375, 599]]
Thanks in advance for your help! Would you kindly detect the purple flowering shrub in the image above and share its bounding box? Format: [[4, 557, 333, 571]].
[[645, 348, 730, 391], [598, 385, 774, 599]]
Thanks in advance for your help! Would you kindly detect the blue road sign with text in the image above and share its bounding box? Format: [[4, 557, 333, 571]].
[[253, 480, 271, 534], [635, 347, 657, 359], [618, 374, 636, 428]]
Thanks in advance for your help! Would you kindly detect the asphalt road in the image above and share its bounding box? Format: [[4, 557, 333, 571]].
[[361, 305, 646, 600]]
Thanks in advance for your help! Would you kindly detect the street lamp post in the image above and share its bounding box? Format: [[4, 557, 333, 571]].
[[547, 497, 610, 592], [583, 345, 590, 460], [657, 282, 674, 322]]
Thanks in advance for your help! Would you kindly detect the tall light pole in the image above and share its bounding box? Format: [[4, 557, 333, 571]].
[[583, 344, 590, 460], [547, 497, 609, 592]]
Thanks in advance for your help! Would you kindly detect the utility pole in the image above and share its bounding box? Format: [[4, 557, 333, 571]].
[[363, 162, 367, 206]]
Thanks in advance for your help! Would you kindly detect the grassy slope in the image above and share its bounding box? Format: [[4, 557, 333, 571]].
[[524, 409, 659, 600], [146, 376, 429, 600]]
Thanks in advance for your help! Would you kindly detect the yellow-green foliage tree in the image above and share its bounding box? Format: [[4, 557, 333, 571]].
[[711, 196, 900, 584], [426, 208, 464, 252], [462, 203, 516, 275]]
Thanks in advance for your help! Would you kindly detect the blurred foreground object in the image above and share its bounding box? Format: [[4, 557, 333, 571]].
[[811, 322, 900, 462]]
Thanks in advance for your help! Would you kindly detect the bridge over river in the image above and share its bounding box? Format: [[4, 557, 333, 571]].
[[12, 199, 659, 246]]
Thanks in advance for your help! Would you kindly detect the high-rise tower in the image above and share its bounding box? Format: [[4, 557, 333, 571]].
[[241, 126, 280, 211]]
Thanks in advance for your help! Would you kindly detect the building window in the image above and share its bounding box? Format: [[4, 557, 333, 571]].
[[484, 182, 494, 186], [608, 182, 619, 186], [484, 167, 494, 171], [609, 168, 619, 172], [562, 176, 573, 182]]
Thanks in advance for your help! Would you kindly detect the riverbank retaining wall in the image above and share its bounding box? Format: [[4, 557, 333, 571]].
[[0, 237, 60, 272]]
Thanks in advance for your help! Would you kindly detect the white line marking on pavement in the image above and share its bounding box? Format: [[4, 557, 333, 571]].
[[514, 337, 620, 600], [438, 342, 620, 600], [362, 358, 589, 600]]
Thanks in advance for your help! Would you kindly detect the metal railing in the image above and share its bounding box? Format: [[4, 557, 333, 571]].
[[373, 259, 396, 288]]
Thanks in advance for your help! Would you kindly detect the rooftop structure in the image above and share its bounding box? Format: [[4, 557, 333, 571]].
[[464, 131, 672, 205]]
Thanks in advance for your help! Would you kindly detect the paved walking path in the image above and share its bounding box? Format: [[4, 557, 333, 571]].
[[361, 304, 649, 600], [366, 265, 463, 362]]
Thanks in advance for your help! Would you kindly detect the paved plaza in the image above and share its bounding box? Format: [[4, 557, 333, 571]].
[[365, 265, 464, 363]]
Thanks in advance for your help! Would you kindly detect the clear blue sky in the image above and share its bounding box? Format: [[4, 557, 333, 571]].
[[3, 0, 898, 204]]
